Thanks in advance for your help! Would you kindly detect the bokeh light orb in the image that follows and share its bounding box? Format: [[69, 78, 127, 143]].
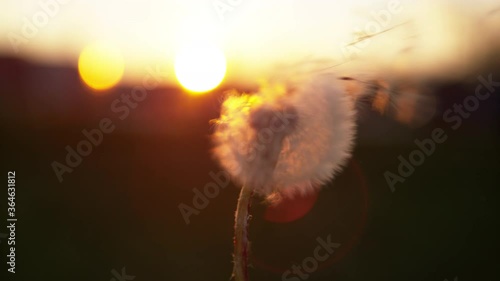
[[174, 42, 226, 94], [78, 42, 125, 91]]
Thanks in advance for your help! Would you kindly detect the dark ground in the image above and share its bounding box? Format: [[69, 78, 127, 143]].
[[0, 57, 499, 281]]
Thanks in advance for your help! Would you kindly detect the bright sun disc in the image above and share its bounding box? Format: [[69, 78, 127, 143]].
[[78, 42, 124, 91], [174, 42, 226, 94]]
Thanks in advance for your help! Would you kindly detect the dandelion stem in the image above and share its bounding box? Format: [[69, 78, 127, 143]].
[[232, 185, 253, 281]]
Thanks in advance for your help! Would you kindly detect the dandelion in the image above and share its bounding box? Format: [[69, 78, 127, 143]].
[[213, 74, 358, 199], [212, 63, 438, 279], [212, 73, 358, 280]]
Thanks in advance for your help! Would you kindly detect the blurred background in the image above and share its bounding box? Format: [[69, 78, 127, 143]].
[[0, 0, 499, 281]]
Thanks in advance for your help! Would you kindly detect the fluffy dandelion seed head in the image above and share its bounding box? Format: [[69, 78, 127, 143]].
[[212, 74, 356, 199]]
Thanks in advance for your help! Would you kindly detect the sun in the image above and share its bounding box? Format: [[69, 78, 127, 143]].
[[78, 42, 124, 91], [174, 42, 226, 94]]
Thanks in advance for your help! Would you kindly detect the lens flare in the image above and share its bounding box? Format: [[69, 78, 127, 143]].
[[78, 42, 124, 91], [174, 42, 226, 94]]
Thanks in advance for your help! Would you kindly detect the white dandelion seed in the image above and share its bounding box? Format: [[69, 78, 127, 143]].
[[212, 73, 357, 199]]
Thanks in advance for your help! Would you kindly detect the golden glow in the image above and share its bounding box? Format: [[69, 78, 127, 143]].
[[258, 81, 287, 101], [226, 94, 261, 113], [218, 81, 290, 124], [174, 42, 226, 94], [78, 42, 124, 91]]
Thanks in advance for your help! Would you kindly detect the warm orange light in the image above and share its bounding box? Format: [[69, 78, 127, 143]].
[[174, 42, 226, 94], [78, 42, 124, 91]]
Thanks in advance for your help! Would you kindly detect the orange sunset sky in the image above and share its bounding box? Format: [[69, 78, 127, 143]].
[[1, 0, 499, 90]]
